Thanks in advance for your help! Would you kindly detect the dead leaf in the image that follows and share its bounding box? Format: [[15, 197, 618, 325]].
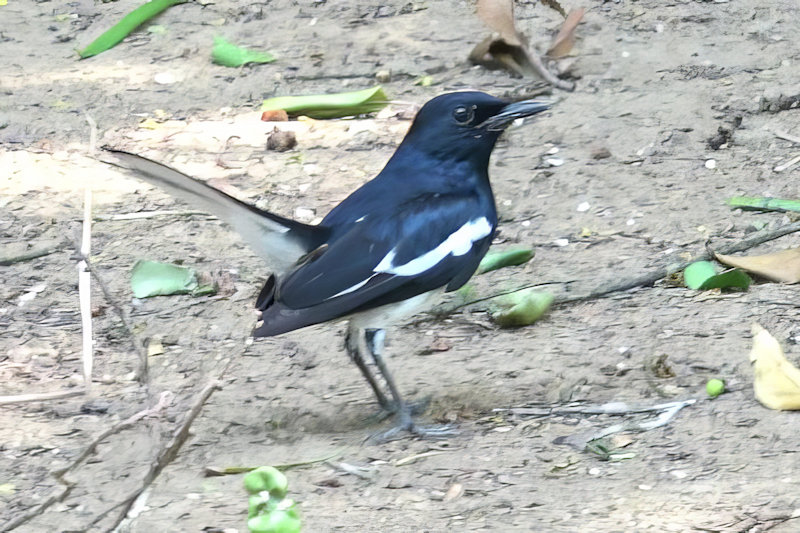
[[715, 247, 800, 283], [476, 0, 522, 46], [546, 8, 585, 58], [471, 0, 576, 90], [750, 324, 800, 410]]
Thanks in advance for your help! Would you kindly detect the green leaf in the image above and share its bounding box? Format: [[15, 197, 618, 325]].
[[77, 0, 187, 59], [477, 248, 534, 274], [243, 467, 288, 498], [261, 86, 389, 119], [491, 289, 553, 327], [683, 261, 717, 289], [726, 196, 800, 214], [130, 260, 198, 297], [212, 36, 275, 67], [684, 261, 751, 290], [698, 269, 751, 290]]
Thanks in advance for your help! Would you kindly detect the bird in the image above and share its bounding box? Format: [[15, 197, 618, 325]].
[[103, 91, 550, 437]]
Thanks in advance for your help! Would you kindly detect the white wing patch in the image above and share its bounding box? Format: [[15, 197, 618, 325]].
[[375, 217, 492, 277], [324, 217, 492, 301]]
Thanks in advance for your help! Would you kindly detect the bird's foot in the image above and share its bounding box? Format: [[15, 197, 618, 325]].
[[368, 403, 457, 443]]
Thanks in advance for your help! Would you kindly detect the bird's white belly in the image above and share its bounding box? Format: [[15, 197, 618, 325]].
[[348, 289, 444, 330]]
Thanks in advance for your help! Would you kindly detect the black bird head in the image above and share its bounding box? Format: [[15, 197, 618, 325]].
[[396, 91, 550, 163]]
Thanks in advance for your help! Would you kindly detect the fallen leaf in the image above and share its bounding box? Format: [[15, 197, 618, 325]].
[[546, 8, 585, 58], [491, 289, 553, 327], [726, 196, 800, 213], [130, 260, 198, 298], [77, 0, 187, 59], [715, 247, 800, 284], [750, 324, 800, 410], [477, 0, 522, 45], [683, 261, 751, 290], [211, 36, 275, 67], [261, 86, 389, 119], [477, 247, 534, 274]]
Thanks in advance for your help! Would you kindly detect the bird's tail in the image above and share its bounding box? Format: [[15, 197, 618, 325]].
[[102, 147, 326, 271]]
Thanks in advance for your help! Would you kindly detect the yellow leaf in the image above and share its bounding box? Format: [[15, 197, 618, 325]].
[[715, 247, 800, 284], [750, 324, 800, 410]]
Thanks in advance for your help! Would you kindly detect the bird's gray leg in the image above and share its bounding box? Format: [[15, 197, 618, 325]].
[[365, 328, 456, 440], [345, 322, 391, 410], [364, 329, 407, 416]]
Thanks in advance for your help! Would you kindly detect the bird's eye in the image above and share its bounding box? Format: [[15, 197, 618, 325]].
[[453, 105, 474, 124]]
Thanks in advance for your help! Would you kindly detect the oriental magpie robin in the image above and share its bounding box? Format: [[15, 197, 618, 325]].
[[104, 91, 549, 437]]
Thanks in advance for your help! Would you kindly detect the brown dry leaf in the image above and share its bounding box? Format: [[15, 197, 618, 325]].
[[750, 324, 800, 410], [715, 247, 800, 283], [471, 0, 576, 90], [476, 0, 522, 46], [546, 8, 585, 58]]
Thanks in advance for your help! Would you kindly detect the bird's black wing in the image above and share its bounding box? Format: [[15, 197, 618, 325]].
[[102, 148, 327, 271], [254, 193, 495, 336]]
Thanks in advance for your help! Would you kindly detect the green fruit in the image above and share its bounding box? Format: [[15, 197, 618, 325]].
[[706, 378, 725, 398], [247, 509, 301, 533], [243, 467, 288, 498]]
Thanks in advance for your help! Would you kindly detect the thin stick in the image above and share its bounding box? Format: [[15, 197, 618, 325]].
[[429, 219, 800, 318], [106, 380, 224, 531], [94, 210, 212, 221], [80, 255, 148, 382], [0, 389, 86, 406], [85, 113, 98, 153], [0, 240, 68, 266], [53, 391, 174, 483], [1, 392, 172, 531], [553, 219, 800, 305], [774, 154, 800, 173], [775, 131, 800, 145], [79, 189, 93, 389]]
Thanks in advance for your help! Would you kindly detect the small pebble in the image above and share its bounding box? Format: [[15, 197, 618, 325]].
[[705, 159, 717, 169], [577, 202, 590, 212], [267, 129, 297, 152], [154, 72, 176, 85], [553, 238, 569, 247]]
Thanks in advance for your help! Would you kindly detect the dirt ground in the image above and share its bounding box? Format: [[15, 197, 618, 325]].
[[3, 0, 800, 531]]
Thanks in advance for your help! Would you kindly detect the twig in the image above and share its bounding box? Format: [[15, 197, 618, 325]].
[[439, 219, 800, 315], [94, 210, 212, 221], [2, 393, 172, 531], [0, 389, 86, 406], [326, 461, 376, 480], [204, 448, 346, 477], [53, 392, 174, 483], [775, 131, 800, 145], [106, 380, 223, 531], [774, 154, 800, 173], [78, 189, 93, 389], [546, 399, 697, 451], [0, 240, 68, 266], [79, 254, 148, 382], [85, 113, 97, 153], [495, 399, 697, 418]]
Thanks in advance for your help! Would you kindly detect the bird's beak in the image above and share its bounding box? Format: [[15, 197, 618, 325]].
[[478, 99, 551, 132]]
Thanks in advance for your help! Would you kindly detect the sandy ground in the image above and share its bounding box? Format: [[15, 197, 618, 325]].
[[2, 0, 800, 531]]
